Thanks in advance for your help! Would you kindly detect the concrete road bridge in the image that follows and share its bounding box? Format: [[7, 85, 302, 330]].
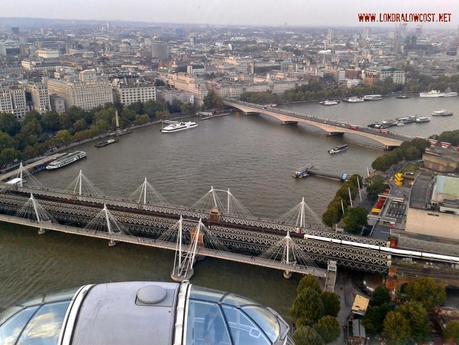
[[224, 100, 412, 149]]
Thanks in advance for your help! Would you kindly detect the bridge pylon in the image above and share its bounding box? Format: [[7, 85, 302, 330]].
[[15, 193, 55, 234], [278, 197, 321, 233], [66, 170, 102, 197], [171, 217, 202, 282], [14, 162, 43, 189], [193, 186, 251, 219], [282, 232, 294, 279], [84, 203, 126, 246], [18, 162, 23, 188], [103, 203, 117, 247], [129, 177, 165, 205], [261, 230, 319, 279]]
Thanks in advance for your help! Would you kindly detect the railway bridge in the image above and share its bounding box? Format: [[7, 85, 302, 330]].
[[0, 166, 457, 285], [0, 168, 391, 285], [224, 100, 412, 149]]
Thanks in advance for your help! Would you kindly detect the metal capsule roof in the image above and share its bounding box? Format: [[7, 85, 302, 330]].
[[0, 281, 291, 345]]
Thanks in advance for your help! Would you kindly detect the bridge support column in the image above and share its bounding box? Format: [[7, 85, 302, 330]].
[[324, 260, 337, 292], [283, 270, 292, 279], [171, 269, 194, 282], [282, 121, 298, 126], [37, 228, 46, 235], [108, 239, 117, 247]]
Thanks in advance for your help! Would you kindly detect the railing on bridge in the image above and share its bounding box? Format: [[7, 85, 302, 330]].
[[0, 162, 403, 280], [6, 191, 329, 280]]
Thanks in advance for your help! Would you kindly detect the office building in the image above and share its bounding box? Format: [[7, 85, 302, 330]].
[[50, 94, 66, 113], [363, 67, 406, 85], [113, 79, 156, 106], [48, 74, 113, 111], [35, 49, 60, 59], [26, 82, 51, 114], [423, 146, 459, 173], [0, 86, 27, 119], [21, 59, 61, 72], [151, 41, 169, 60]]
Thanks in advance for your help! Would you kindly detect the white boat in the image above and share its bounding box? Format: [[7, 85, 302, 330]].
[[320, 100, 339, 106], [397, 115, 417, 124], [46, 151, 87, 170], [328, 144, 349, 154], [415, 116, 431, 123], [419, 90, 443, 98], [345, 96, 364, 103], [363, 94, 383, 101], [444, 92, 458, 97], [432, 109, 453, 116], [161, 121, 198, 133]]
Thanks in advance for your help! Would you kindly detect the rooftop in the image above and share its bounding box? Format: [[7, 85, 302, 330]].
[[424, 147, 459, 163], [409, 172, 434, 210], [351, 294, 369, 316], [431, 175, 459, 204]]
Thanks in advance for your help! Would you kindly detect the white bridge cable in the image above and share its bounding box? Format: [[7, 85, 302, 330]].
[[192, 186, 225, 212], [200, 222, 229, 252], [15, 193, 56, 223], [84, 203, 128, 235], [158, 217, 187, 243], [15, 162, 44, 190], [278, 197, 322, 229], [192, 186, 252, 218], [158, 216, 228, 252], [65, 170, 104, 197], [224, 188, 252, 218], [260, 231, 319, 269], [128, 177, 166, 205], [172, 217, 203, 280]]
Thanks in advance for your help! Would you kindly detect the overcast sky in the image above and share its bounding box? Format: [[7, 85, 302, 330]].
[[1, 0, 458, 27]]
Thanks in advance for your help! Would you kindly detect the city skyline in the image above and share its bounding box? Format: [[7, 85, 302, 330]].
[[1, 0, 458, 27]]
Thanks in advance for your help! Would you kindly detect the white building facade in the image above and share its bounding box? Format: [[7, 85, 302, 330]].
[[48, 79, 114, 111]]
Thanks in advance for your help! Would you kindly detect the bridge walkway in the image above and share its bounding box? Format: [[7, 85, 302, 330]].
[[0, 213, 326, 277]]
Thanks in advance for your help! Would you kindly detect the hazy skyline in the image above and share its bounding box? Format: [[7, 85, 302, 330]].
[[1, 0, 458, 27]]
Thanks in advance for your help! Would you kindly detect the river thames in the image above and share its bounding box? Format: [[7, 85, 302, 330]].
[[1, 96, 458, 315]]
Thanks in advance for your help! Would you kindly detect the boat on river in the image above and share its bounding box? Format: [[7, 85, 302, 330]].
[[419, 90, 457, 98], [432, 109, 453, 117], [328, 144, 349, 154], [46, 151, 87, 170], [415, 116, 431, 123], [95, 137, 119, 148], [363, 94, 383, 101], [320, 100, 340, 106], [161, 121, 198, 133], [344, 96, 364, 103]]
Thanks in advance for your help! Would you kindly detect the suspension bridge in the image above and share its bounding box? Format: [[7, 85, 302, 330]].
[[224, 100, 412, 149], [0, 163, 455, 287]]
